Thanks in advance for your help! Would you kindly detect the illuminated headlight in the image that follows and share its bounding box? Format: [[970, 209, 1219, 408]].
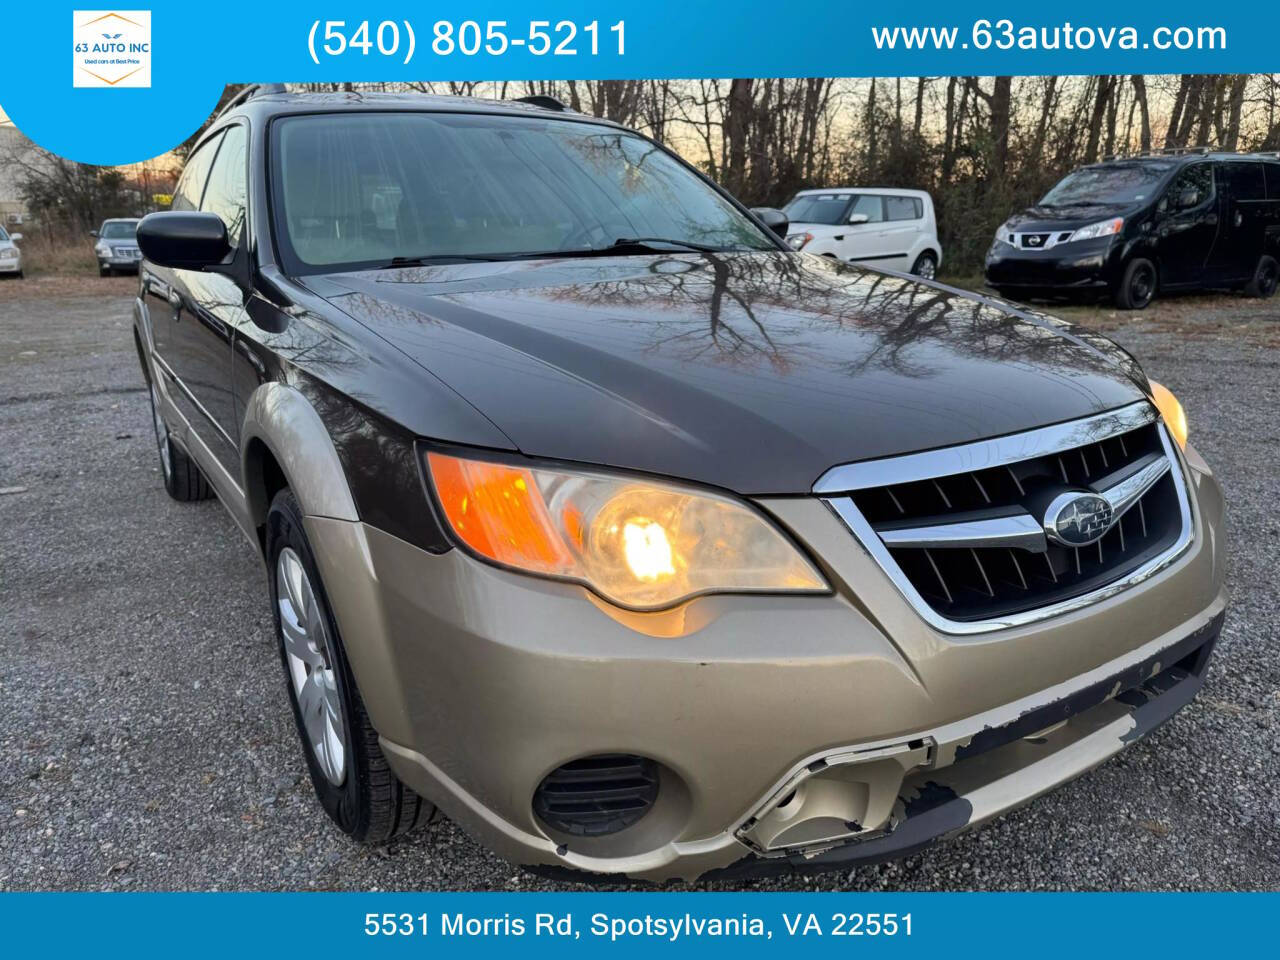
[[1149, 381, 1188, 450], [0, 248, 16, 260], [1068, 218, 1124, 243], [425, 451, 829, 610], [787, 233, 813, 251]]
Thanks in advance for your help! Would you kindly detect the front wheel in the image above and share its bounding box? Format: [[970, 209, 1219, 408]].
[[1114, 258, 1157, 310], [910, 252, 938, 280], [267, 489, 433, 842], [1244, 255, 1278, 299]]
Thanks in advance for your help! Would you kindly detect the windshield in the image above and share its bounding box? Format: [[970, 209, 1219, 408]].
[[272, 112, 777, 272], [1039, 164, 1174, 207], [0, 227, 8, 241], [101, 221, 138, 239], [783, 194, 852, 225]]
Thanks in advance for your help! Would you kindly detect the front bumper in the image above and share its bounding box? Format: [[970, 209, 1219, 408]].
[[0, 256, 20, 273], [304, 444, 1225, 882], [984, 237, 1121, 293]]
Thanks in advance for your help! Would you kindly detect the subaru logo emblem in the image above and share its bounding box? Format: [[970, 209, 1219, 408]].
[[1044, 492, 1114, 547]]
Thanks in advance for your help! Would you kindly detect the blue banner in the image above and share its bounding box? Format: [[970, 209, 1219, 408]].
[[1, 1, 1273, 163], [1, 892, 1274, 956]]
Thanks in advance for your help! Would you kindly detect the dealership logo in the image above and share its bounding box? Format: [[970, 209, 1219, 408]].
[[72, 11, 151, 87]]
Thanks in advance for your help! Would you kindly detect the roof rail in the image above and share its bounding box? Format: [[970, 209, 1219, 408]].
[[512, 94, 570, 112], [212, 83, 287, 122]]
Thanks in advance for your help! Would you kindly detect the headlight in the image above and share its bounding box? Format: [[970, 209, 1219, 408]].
[[95, 241, 110, 255], [0, 248, 16, 260], [995, 224, 1015, 245], [425, 451, 828, 610], [787, 232, 813, 250], [1069, 218, 1124, 243], [1149, 381, 1188, 450]]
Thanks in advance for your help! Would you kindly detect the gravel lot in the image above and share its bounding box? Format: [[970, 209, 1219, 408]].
[[1, 280, 1277, 891]]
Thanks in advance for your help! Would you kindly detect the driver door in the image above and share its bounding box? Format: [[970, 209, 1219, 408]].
[[1154, 163, 1221, 288]]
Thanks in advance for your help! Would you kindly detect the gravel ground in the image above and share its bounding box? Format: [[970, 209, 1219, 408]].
[[1, 282, 1277, 891]]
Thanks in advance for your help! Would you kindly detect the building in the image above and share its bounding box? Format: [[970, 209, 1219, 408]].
[[0, 124, 36, 225]]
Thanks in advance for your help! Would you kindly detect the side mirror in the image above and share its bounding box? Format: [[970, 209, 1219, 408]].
[[1176, 188, 1202, 210], [750, 207, 789, 239], [137, 212, 230, 269], [89, 229, 98, 238], [848, 213, 870, 225], [9, 233, 21, 242]]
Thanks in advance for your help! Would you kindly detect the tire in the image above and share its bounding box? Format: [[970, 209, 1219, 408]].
[[267, 488, 433, 843], [147, 381, 212, 501], [1243, 255, 1278, 299], [910, 252, 938, 280], [1114, 258, 1157, 310], [99, 264, 110, 277]]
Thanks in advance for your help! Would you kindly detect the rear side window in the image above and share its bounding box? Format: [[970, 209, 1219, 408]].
[[1267, 162, 1280, 200], [885, 196, 923, 221], [171, 132, 224, 212], [200, 124, 248, 247], [1224, 162, 1265, 201]]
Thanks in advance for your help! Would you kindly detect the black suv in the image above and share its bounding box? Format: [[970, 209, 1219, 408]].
[[986, 151, 1280, 308], [131, 88, 1224, 882]]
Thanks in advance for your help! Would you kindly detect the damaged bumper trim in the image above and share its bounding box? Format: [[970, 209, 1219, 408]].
[[701, 610, 1222, 881]]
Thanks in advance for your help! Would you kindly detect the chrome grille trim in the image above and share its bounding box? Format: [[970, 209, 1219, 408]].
[[813, 402, 1157, 494], [818, 405, 1194, 635]]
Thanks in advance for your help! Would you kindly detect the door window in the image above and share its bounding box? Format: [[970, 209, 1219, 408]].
[[1160, 164, 1214, 214], [200, 124, 248, 247], [1224, 162, 1265, 201], [1266, 162, 1280, 200], [171, 131, 224, 212], [884, 196, 923, 221], [848, 195, 885, 223]]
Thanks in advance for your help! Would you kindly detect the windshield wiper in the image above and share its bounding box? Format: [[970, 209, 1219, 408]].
[[377, 237, 740, 269], [380, 253, 513, 268], [609, 236, 730, 253]]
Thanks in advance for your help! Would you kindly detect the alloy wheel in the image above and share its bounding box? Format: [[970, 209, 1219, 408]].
[[276, 547, 347, 785], [915, 257, 937, 280]]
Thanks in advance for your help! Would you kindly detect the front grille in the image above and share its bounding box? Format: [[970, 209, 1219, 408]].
[[1020, 233, 1051, 248], [823, 408, 1189, 626], [533, 754, 659, 837]]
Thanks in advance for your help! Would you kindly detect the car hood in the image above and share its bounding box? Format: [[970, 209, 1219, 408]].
[[306, 252, 1148, 495], [1004, 203, 1137, 233]]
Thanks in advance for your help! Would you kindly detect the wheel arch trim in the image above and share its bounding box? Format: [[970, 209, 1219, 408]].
[[240, 381, 359, 534]]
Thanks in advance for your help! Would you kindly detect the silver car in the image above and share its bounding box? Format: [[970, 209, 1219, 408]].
[[0, 224, 22, 278], [92, 218, 142, 275]]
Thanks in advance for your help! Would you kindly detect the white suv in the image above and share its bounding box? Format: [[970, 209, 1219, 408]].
[[784, 188, 941, 278]]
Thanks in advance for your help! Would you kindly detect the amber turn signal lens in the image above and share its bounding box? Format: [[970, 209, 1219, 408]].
[[426, 452, 571, 573], [1149, 381, 1188, 450]]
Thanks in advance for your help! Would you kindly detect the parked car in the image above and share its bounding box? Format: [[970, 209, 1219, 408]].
[[986, 151, 1280, 309], [92, 218, 142, 275], [783, 187, 941, 278], [132, 88, 1224, 883], [0, 224, 22, 278]]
